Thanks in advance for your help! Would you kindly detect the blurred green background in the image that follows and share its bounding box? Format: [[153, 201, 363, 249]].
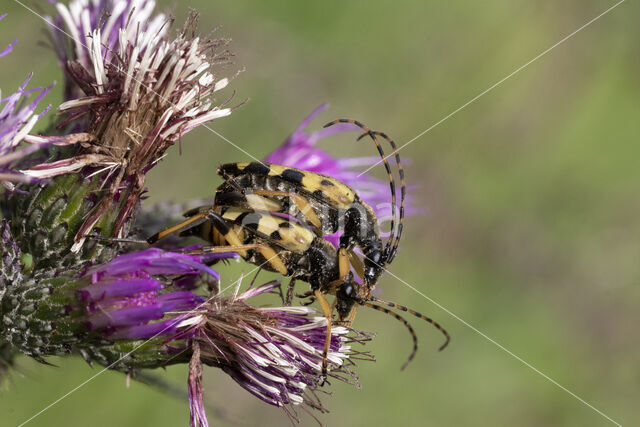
[[1, 0, 639, 426]]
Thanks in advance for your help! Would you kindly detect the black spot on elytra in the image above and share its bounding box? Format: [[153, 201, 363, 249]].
[[312, 190, 324, 199], [280, 168, 305, 184], [279, 221, 292, 229], [270, 230, 282, 241], [215, 191, 246, 206], [243, 162, 270, 175], [320, 179, 334, 187]]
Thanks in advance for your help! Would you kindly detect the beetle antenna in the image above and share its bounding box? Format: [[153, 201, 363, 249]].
[[369, 296, 450, 351], [370, 130, 405, 263], [323, 119, 397, 260], [362, 301, 418, 370]]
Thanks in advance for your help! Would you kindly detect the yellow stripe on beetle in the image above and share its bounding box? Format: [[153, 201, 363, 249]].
[[230, 162, 357, 208], [221, 207, 315, 252]]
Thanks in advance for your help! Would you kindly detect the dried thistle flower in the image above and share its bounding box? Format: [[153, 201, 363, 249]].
[[46, 0, 168, 101], [24, 8, 235, 249], [177, 281, 374, 426]]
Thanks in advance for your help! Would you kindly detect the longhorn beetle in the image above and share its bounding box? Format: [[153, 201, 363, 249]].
[[94, 119, 449, 381], [216, 120, 411, 322], [199, 120, 449, 376]]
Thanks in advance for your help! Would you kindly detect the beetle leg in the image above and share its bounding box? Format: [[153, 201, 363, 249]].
[[204, 210, 250, 258], [180, 243, 264, 255], [338, 248, 350, 280], [296, 290, 314, 299], [174, 211, 288, 275], [336, 247, 360, 326], [348, 249, 365, 280], [300, 296, 316, 306], [314, 289, 333, 384], [285, 278, 297, 305], [146, 211, 210, 244], [255, 245, 288, 275]]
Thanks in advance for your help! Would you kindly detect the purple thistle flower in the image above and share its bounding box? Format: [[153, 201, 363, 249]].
[[24, 8, 236, 248], [266, 104, 419, 247], [72, 254, 371, 425], [0, 14, 53, 186], [76, 248, 227, 339], [176, 281, 373, 425]]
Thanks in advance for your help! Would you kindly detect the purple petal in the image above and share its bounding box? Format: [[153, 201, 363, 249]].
[[308, 122, 360, 142], [295, 103, 328, 133], [157, 292, 205, 312], [89, 305, 165, 329], [0, 39, 17, 58], [110, 317, 184, 340], [77, 279, 162, 301], [90, 248, 221, 280]]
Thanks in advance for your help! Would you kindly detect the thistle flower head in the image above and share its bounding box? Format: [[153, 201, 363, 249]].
[[25, 9, 235, 247], [266, 104, 419, 247], [47, 0, 168, 101], [76, 248, 228, 340], [0, 14, 53, 187], [178, 281, 373, 425]]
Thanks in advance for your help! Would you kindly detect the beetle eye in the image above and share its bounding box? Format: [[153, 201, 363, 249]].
[[338, 277, 357, 299], [344, 283, 354, 297], [366, 249, 382, 266]]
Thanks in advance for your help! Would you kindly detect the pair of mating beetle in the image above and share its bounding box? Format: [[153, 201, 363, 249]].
[[112, 119, 449, 379]]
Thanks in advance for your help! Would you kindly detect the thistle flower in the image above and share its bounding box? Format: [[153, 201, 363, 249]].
[[23, 9, 235, 250], [1, 236, 372, 423], [47, 0, 167, 101], [266, 104, 419, 247], [0, 14, 53, 186], [76, 248, 221, 340], [0, 246, 227, 363], [176, 281, 373, 426]]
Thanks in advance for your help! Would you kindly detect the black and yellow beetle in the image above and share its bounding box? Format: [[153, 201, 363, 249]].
[[214, 120, 408, 323], [97, 119, 449, 379], [185, 120, 447, 375]]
